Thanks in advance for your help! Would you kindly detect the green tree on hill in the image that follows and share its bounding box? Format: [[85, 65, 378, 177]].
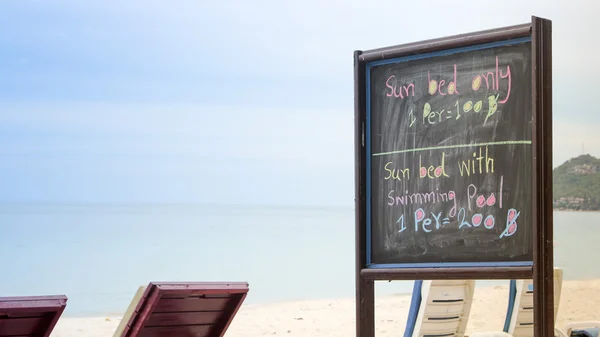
[[553, 154, 600, 210]]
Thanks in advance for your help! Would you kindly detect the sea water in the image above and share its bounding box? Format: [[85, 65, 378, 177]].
[[0, 204, 598, 316]]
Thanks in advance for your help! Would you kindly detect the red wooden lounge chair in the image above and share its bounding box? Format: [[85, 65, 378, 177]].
[[114, 282, 249, 337], [0, 295, 67, 337]]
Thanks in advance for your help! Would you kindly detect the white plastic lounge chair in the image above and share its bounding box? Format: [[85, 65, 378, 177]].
[[470, 268, 563, 337], [403, 279, 475, 337], [504, 267, 564, 337], [471, 267, 600, 337]]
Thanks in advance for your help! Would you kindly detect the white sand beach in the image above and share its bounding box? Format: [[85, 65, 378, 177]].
[[49, 279, 600, 337]]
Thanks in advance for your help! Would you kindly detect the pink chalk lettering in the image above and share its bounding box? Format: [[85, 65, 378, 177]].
[[499, 176, 503, 209], [385, 75, 415, 99], [476, 195, 486, 208], [499, 62, 512, 104], [484, 72, 495, 90], [484, 215, 495, 229], [415, 208, 424, 221], [403, 83, 415, 97], [495, 56, 500, 90], [500, 208, 520, 238], [467, 184, 477, 211], [486, 194, 496, 206], [450, 64, 460, 95], [472, 213, 483, 227], [385, 75, 397, 97]]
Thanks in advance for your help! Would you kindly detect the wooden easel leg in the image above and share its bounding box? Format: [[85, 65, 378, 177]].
[[357, 278, 375, 337], [531, 14, 554, 337]]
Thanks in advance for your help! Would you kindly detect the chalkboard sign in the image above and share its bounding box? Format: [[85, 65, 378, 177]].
[[365, 37, 534, 268]]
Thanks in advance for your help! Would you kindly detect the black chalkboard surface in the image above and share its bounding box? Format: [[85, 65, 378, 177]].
[[366, 38, 533, 267]]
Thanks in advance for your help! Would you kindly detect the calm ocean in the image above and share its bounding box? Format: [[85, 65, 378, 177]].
[[0, 204, 598, 317]]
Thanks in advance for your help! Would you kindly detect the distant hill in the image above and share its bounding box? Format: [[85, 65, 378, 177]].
[[553, 154, 600, 210]]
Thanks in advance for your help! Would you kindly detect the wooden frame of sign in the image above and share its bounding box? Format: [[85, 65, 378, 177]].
[[353, 16, 552, 337]]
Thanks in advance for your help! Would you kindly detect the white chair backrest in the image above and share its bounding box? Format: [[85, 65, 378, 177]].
[[507, 267, 563, 337], [412, 279, 475, 337]]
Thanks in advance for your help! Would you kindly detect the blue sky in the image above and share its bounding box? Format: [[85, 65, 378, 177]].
[[0, 0, 598, 205]]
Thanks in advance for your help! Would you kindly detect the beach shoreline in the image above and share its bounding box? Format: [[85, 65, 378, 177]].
[[554, 209, 600, 213], [50, 279, 600, 337]]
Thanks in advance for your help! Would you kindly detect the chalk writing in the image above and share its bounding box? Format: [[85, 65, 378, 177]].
[[499, 208, 520, 238], [372, 141, 531, 157], [467, 180, 503, 211], [413, 208, 451, 233], [457, 207, 518, 238], [428, 64, 460, 96], [457, 146, 495, 177], [395, 206, 519, 239], [416, 95, 501, 128], [385, 75, 416, 99], [381, 56, 514, 130], [387, 189, 457, 212], [383, 162, 410, 181], [388, 176, 510, 238], [470, 57, 512, 103], [368, 39, 533, 265], [419, 153, 449, 179], [382, 146, 495, 180], [414, 57, 512, 102]]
